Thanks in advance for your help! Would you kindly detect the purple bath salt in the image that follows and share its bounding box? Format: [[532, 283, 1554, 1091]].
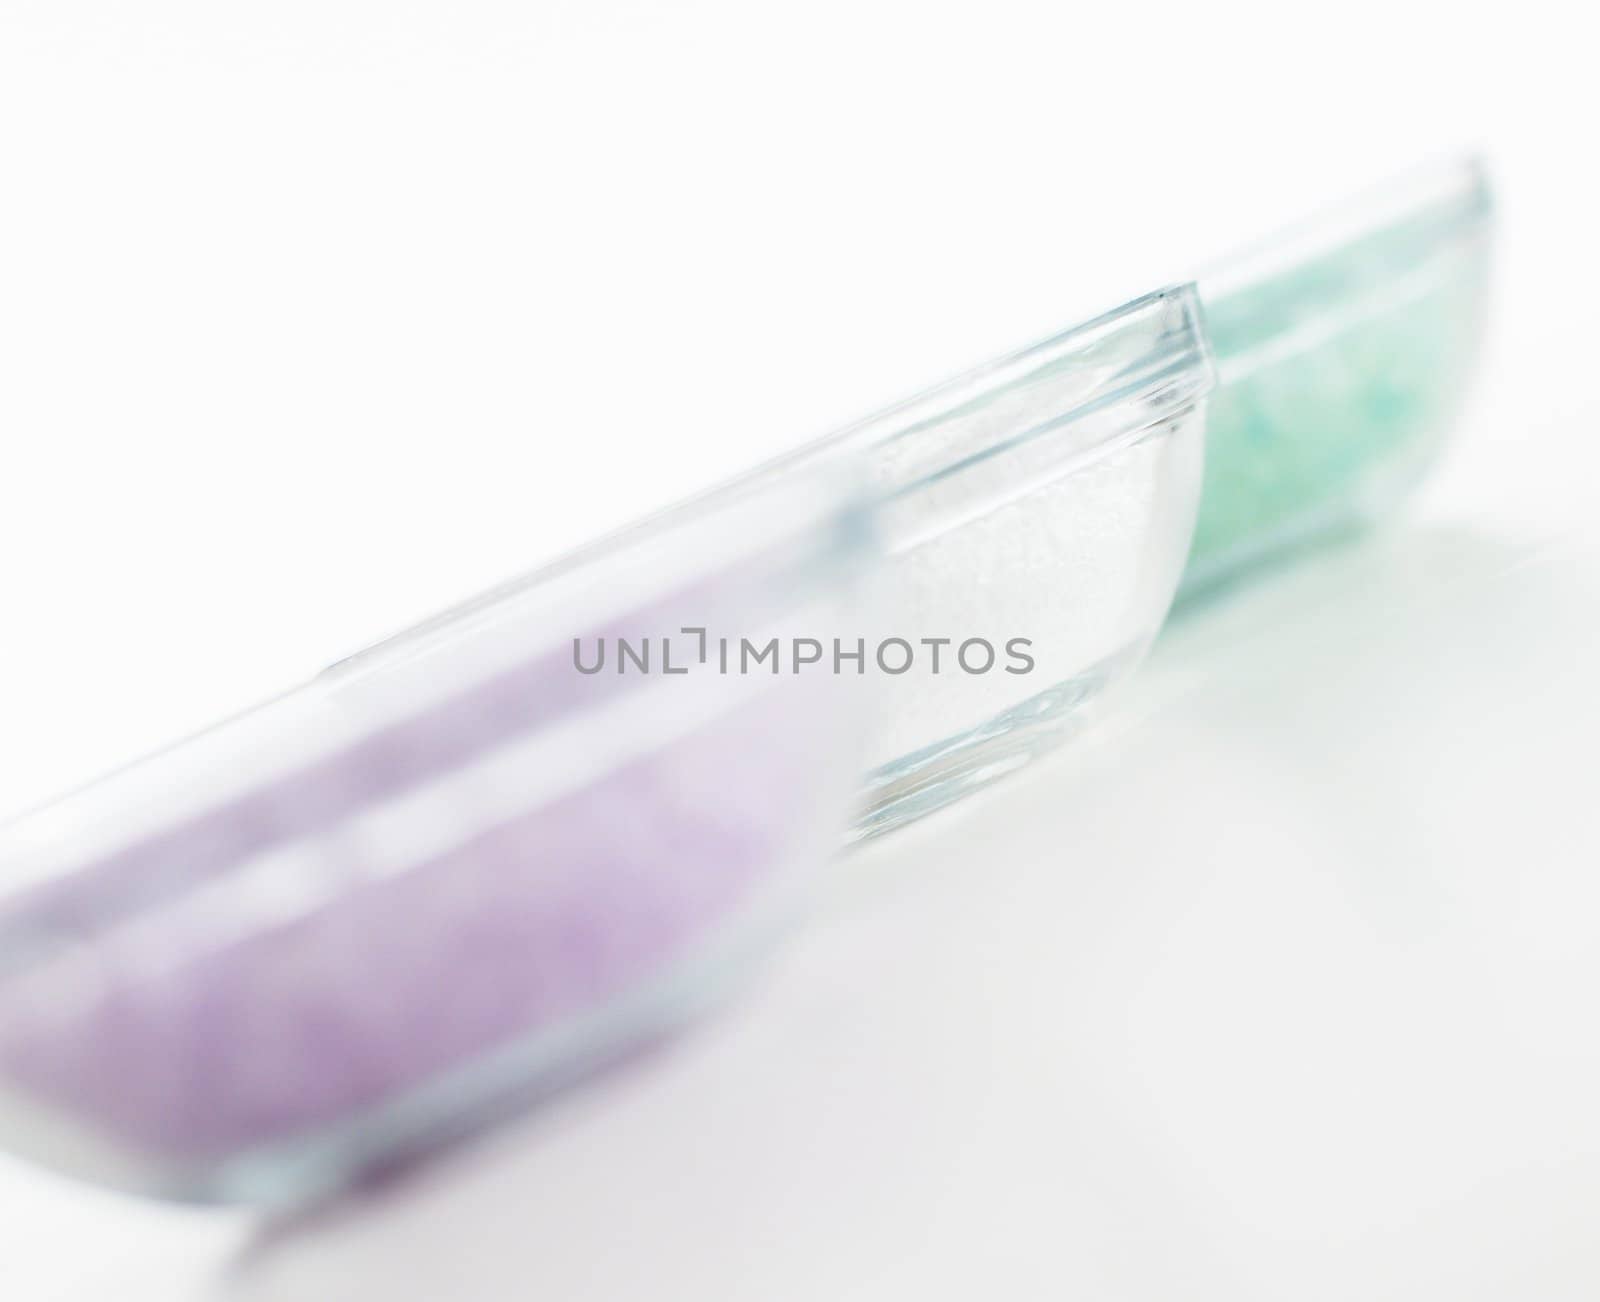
[[0, 676, 840, 1169]]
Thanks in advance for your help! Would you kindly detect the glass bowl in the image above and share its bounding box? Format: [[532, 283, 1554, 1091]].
[[761, 286, 1213, 839], [0, 470, 869, 1204], [1180, 156, 1493, 599]]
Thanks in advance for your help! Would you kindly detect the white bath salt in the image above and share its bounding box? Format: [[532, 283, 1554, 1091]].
[[862, 410, 1200, 772]]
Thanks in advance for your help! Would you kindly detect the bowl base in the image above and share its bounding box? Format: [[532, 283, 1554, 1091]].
[[850, 642, 1142, 842]]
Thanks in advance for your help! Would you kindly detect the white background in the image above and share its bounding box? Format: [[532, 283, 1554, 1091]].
[[2, 1, 1597, 1297]]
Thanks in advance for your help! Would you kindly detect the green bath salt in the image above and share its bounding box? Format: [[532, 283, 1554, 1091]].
[[1178, 159, 1492, 599]]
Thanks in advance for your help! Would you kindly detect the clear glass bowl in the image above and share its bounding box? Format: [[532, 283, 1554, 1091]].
[[1180, 157, 1493, 599], [760, 286, 1214, 839], [0, 470, 869, 1204]]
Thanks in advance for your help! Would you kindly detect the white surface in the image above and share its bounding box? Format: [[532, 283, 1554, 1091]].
[[2, 1, 1598, 1298]]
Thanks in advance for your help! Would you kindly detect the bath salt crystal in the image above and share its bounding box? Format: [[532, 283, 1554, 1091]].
[[864, 428, 1187, 766], [0, 675, 837, 1169], [803, 288, 1213, 837]]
